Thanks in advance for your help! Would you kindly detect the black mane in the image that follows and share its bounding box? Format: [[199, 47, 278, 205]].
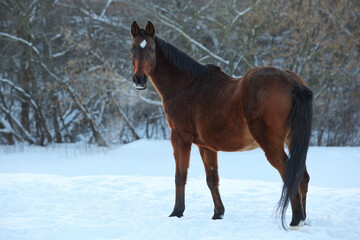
[[155, 36, 208, 78]]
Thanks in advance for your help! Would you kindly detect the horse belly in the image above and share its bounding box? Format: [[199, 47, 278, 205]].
[[194, 121, 259, 152]]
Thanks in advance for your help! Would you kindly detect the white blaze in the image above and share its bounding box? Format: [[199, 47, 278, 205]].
[[140, 40, 147, 48]]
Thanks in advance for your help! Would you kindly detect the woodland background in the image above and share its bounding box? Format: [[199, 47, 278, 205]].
[[0, 0, 359, 146]]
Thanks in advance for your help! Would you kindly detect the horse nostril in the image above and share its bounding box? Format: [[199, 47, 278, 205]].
[[133, 75, 138, 83], [141, 75, 148, 84]]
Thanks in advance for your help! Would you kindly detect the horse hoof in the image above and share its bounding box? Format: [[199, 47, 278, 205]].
[[288, 220, 306, 230], [212, 213, 224, 220], [169, 211, 183, 218]]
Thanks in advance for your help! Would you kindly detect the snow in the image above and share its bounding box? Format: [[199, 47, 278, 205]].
[[0, 140, 360, 240], [140, 40, 147, 48]]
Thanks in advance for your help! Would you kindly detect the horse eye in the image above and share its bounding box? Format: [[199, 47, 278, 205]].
[[129, 48, 135, 54], [150, 48, 156, 53]]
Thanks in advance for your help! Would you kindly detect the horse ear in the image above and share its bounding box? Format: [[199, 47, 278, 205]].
[[145, 21, 155, 37], [131, 21, 140, 38]]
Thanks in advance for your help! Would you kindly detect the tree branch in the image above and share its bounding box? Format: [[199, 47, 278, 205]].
[[0, 105, 36, 144], [0, 77, 52, 143], [39, 62, 109, 146], [157, 17, 229, 64], [0, 32, 40, 56], [138, 95, 163, 106]]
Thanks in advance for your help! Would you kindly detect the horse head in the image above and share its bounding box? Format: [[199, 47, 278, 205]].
[[130, 21, 156, 90]]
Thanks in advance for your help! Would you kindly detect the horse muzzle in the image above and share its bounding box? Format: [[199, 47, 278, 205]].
[[132, 74, 148, 90]]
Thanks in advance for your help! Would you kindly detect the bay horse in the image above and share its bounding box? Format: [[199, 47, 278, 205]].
[[129, 21, 313, 229]]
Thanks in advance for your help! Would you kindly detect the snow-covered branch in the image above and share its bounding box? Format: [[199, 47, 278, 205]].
[[0, 77, 39, 109], [52, 46, 73, 58], [0, 77, 52, 143], [155, 16, 229, 64], [0, 32, 40, 56], [39, 61, 109, 146], [197, 0, 216, 15], [0, 105, 36, 144], [138, 95, 162, 106], [230, 7, 251, 27], [0, 116, 12, 134], [109, 93, 140, 140], [100, 0, 113, 17], [78, 8, 127, 30]]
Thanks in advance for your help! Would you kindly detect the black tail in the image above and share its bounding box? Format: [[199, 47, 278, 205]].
[[278, 85, 313, 229]]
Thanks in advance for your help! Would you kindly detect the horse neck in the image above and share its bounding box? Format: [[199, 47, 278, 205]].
[[149, 51, 197, 100]]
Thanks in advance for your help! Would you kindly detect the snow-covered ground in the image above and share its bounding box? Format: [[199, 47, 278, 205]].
[[0, 140, 359, 240]]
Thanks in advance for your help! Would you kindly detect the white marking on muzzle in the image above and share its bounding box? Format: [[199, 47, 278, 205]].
[[140, 40, 147, 48]]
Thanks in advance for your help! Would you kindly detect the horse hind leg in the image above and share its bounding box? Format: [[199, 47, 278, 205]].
[[266, 146, 308, 228], [261, 143, 305, 228], [199, 147, 225, 219], [249, 122, 306, 229], [290, 167, 309, 227], [285, 133, 310, 227], [301, 168, 310, 220]]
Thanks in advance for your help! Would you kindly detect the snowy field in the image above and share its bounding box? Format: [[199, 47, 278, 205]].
[[0, 140, 360, 240]]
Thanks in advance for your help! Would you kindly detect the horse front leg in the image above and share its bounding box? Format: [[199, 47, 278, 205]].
[[199, 147, 225, 219], [169, 131, 191, 218]]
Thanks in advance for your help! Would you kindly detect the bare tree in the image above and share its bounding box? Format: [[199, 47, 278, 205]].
[[0, 0, 358, 146]]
